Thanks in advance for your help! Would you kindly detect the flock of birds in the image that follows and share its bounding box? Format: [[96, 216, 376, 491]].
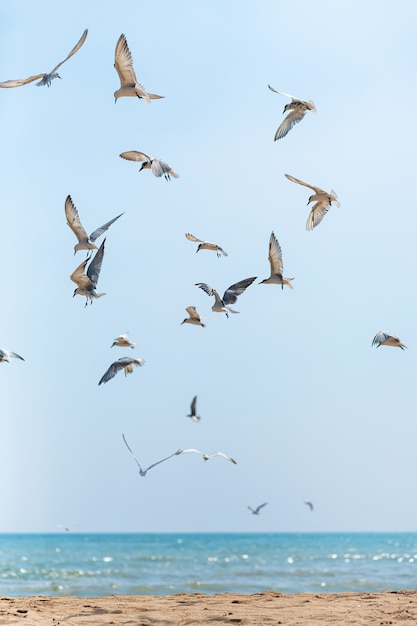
[[1, 26, 407, 522]]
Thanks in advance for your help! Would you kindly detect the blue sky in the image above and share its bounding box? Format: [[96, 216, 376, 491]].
[[1, 0, 417, 533]]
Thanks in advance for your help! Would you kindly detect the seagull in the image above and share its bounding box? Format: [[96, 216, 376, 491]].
[[0, 349, 24, 363], [99, 357, 145, 385], [111, 333, 138, 349], [0, 29, 88, 88], [248, 503, 268, 515], [259, 231, 294, 289], [185, 233, 228, 257], [181, 306, 206, 327], [304, 500, 314, 511], [372, 332, 407, 350], [195, 277, 257, 317], [70, 238, 106, 306], [119, 151, 178, 180], [186, 396, 200, 422], [284, 173, 340, 231], [114, 34, 164, 103], [122, 434, 181, 477], [177, 449, 237, 464], [268, 84, 316, 141], [65, 195, 123, 255]]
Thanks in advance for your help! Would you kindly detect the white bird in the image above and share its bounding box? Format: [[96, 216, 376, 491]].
[[185, 233, 228, 257], [70, 239, 106, 306], [119, 151, 178, 180], [259, 231, 294, 289], [181, 306, 206, 327], [177, 449, 237, 464], [111, 333, 138, 349], [0, 29, 88, 88], [248, 502, 268, 515], [65, 195, 123, 255], [285, 173, 340, 231], [99, 357, 145, 385], [0, 349, 24, 363], [195, 277, 257, 317], [304, 500, 314, 511], [268, 84, 316, 141], [122, 434, 181, 477], [372, 332, 407, 350], [186, 396, 200, 422], [114, 34, 164, 103]]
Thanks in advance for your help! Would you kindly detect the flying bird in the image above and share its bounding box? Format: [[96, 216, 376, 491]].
[[268, 84, 316, 141], [186, 396, 200, 422], [114, 34, 164, 103], [111, 333, 138, 349], [0, 29, 88, 88], [285, 173, 340, 231], [70, 238, 106, 306], [177, 449, 237, 464], [181, 306, 206, 327], [185, 233, 228, 257], [99, 357, 145, 385], [195, 277, 256, 317], [304, 500, 314, 511], [119, 151, 178, 180], [248, 503, 268, 515], [372, 332, 407, 350], [0, 349, 24, 363], [122, 434, 181, 477], [65, 195, 123, 255], [259, 231, 294, 289]]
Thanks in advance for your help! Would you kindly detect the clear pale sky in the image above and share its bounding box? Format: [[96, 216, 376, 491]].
[[1, 0, 416, 533]]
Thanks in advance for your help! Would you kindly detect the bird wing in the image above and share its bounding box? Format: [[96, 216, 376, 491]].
[[145, 450, 181, 472], [185, 233, 204, 243], [114, 34, 139, 87], [267, 84, 297, 100], [0, 74, 44, 88], [284, 174, 325, 194], [48, 29, 88, 74], [223, 277, 257, 305], [255, 502, 268, 513], [195, 283, 216, 297], [207, 452, 237, 464], [70, 257, 91, 288], [372, 332, 390, 346], [306, 201, 330, 231], [65, 195, 89, 243], [177, 449, 203, 457], [8, 351, 25, 361], [122, 433, 144, 472], [274, 109, 308, 140], [86, 239, 105, 287], [268, 232, 283, 275], [190, 395, 197, 415], [185, 306, 199, 320], [89, 213, 123, 243], [119, 151, 151, 163], [150, 159, 170, 178], [99, 357, 133, 385]]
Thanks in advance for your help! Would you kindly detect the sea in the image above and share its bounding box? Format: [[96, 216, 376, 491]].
[[0, 533, 416, 597]]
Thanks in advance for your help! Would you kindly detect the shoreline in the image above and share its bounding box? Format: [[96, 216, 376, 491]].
[[1, 590, 416, 625]]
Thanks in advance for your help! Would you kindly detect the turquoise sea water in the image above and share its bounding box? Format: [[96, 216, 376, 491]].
[[0, 533, 416, 597]]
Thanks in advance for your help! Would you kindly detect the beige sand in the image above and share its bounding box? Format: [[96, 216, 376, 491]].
[[0, 590, 416, 625]]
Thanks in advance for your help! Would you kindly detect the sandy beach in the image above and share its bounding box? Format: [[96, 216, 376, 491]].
[[1, 590, 416, 625]]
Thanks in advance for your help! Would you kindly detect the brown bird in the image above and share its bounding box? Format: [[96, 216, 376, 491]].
[[259, 231, 294, 289], [114, 34, 164, 103], [185, 233, 228, 257], [268, 84, 316, 140], [285, 173, 340, 231], [181, 306, 206, 327], [99, 357, 145, 385], [372, 332, 407, 350], [119, 151, 178, 180]]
